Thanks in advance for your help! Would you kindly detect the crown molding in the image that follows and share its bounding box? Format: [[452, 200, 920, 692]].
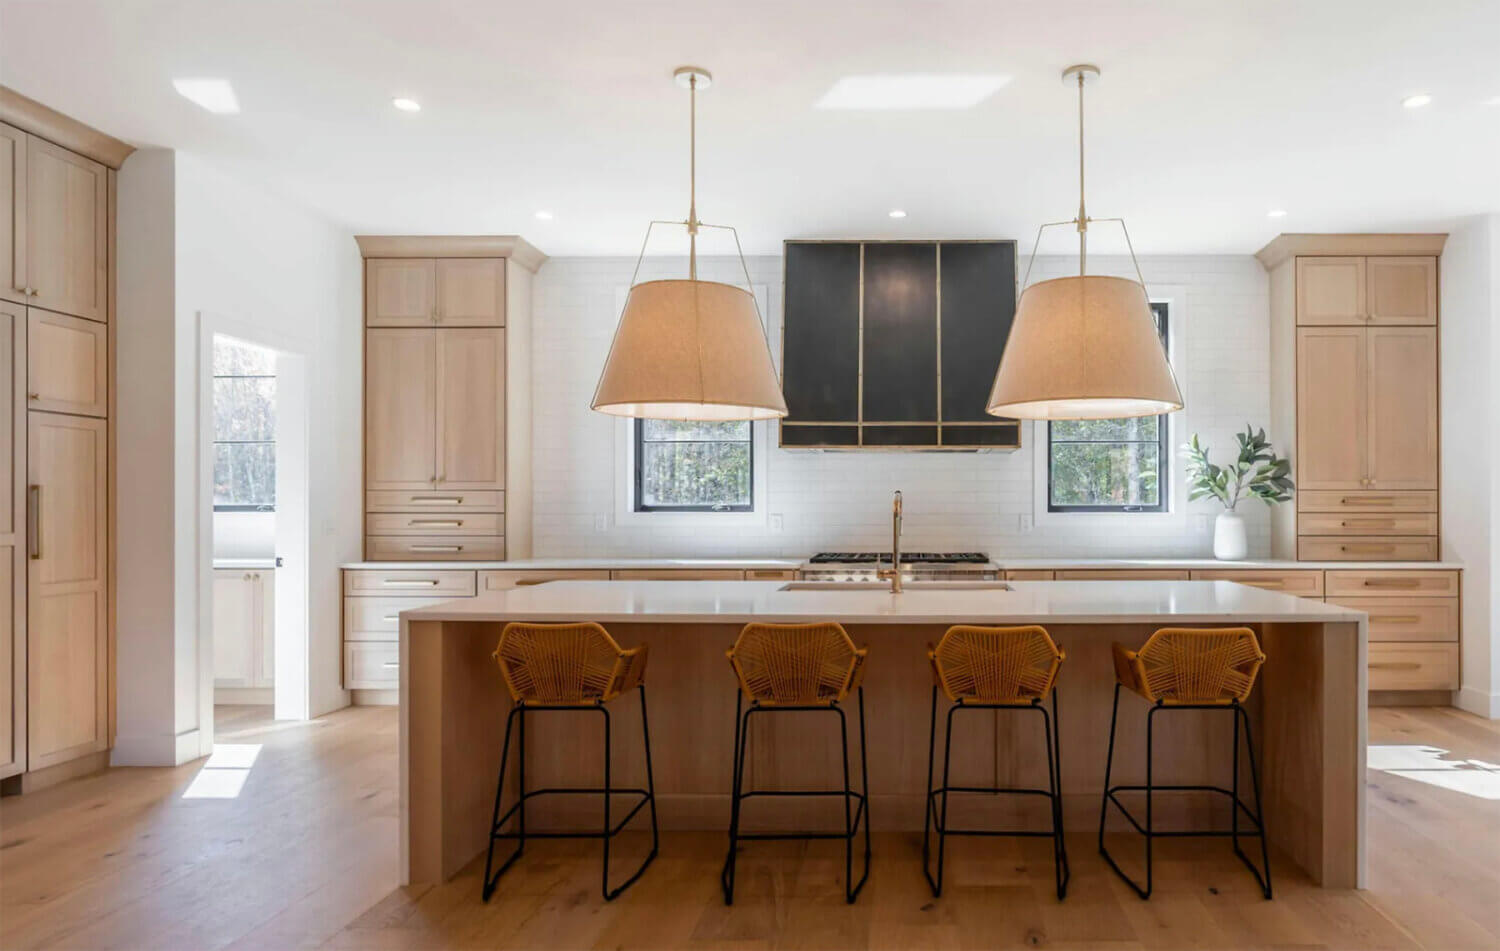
[[354, 235, 548, 271], [0, 85, 134, 169], [1255, 232, 1448, 270]]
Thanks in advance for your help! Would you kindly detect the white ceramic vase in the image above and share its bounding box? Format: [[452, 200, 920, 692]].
[[1213, 510, 1248, 560]]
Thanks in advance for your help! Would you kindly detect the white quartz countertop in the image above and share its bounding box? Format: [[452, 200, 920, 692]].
[[341, 557, 804, 571], [401, 579, 1366, 626], [997, 557, 1464, 570]]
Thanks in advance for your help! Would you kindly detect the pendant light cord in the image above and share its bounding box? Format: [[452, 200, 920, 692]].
[[1076, 69, 1087, 276], [688, 73, 698, 281]]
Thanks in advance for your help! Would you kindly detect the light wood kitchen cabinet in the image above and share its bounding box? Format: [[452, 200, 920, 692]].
[[213, 569, 274, 689], [25, 137, 107, 323], [0, 303, 22, 778], [365, 536, 505, 561], [27, 309, 106, 417], [480, 569, 611, 591], [365, 329, 436, 491], [1298, 536, 1439, 561], [435, 259, 505, 326], [365, 489, 502, 513], [1296, 327, 1366, 490], [365, 512, 502, 536], [344, 568, 476, 597], [1325, 569, 1459, 598], [610, 569, 747, 581], [1005, 570, 1056, 581], [26, 412, 107, 771], [345, 642, 400, 689], [365, 259, 436, 327], [1297, 490, 1436, 513], [1365, 327, 1438, 490], [1188, 569, 1324, 598], [1296, 257, 1365, 325], [1366, 257, 1437, 325], [0, 123, 23, 307], [1324, 596, 1457, 642], [1052, 569, 1190, 581], [435, 328, 504, 490], [1297, 512, 1438, 536], [1367, 643, 1458, 691]]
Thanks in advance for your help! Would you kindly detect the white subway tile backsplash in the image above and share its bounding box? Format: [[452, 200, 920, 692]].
[[530, 253, 1271, 559]]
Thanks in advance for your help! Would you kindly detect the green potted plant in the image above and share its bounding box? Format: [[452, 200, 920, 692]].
[[1181, 426, 1294, 560]]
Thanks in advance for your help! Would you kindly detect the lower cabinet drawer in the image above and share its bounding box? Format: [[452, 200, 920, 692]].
[[1054, 569, 1191, 581], [345, 643, 401, 689], [1297, 490, 1436, 513], [1005, 570, 1056, 581], [1325, 569, 1459, 598], [344, 569, 476, 597], [1325, 597, 1459, 642], [745, 568, 798, 581], [344, 596, 454, 640], [609, 569, 746, 580], [1368, 643, 1458, 691], [1188, 569, 1324, 598], [1298, 513, 1438, 536], [365, 512, 503, 536], [480, 569, 611, 591], [365, 490, 503, 513], [365, 535, 505, 561], [1298, 536, 1438, 561]]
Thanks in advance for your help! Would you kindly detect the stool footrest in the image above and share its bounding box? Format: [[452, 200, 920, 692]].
[[492, 786, 654, 840], [1103, 784, 1266, 838]]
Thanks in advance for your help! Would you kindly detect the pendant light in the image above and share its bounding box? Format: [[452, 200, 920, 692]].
[[592, 67, 789, 421], [986, 65, 1183, 421]]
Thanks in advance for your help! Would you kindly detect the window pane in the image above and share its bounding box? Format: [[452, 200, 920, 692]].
[[213, 338, 277, 376], [214, 442, 276, 508], [641, 419, 751, 442], [213, 377, 276, 442], [640, 440, 750, 509], [1049, 441, 1160, 508], [1050, 415, 1159, 442]]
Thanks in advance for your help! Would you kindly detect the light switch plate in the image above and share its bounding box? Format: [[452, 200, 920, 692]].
[[594, 514, 610, 532], [769, 514, 784, 533]]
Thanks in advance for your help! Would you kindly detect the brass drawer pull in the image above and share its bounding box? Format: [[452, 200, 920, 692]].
[[1247, 581, 1284, 589], [382, 661, 401, 669], [409, 519, 462, 527], [381, 614, 400, 622], [28, 485, 40, 560], [410, 545, 462, 553], [1340, 544, 1396, 553], [1368, 615, 1421, 624], [410, 496, 463, 505], [514, 579, 551, 586], [1370, 662, 1421, 671], [1339, 497, 1394, 506], [382, 579, 440, 587], [1341, 519, 1395, 528], [1362, 578, 1421, 589]]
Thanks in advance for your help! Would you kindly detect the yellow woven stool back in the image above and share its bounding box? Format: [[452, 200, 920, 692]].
[[494, 622, 648, 705], [728, 622, 867, 705], [929, 625, 1065, 704], [1112, 627, 1265, 704]]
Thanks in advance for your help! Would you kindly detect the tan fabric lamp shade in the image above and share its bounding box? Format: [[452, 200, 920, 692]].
[[985, 274, 1183, 420], [592, 279, 789, 421]]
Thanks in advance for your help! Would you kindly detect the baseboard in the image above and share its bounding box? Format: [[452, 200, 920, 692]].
[[1370, 689, 1455, 707], [351, 688, 399, 706], [111, 728, 204, 767], [0, 750, 110, 796], [215, 687, 273, 705], [1455, 686, 1500, 719]]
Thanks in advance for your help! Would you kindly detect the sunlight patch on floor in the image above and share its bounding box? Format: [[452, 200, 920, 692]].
[[1369, 744, 1500, 800], [182, 743, 263, 799]]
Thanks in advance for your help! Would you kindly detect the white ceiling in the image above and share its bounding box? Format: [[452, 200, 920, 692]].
[[3, 0, 1498, 257]]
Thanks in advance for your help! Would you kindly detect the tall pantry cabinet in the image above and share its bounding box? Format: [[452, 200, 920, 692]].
[[0, 88, 130, 791], [355, 237, 544, 564], [1261, 235, 1445, 563]]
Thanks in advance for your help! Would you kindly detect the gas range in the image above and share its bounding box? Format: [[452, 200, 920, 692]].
[[801, 552, 999, 583]]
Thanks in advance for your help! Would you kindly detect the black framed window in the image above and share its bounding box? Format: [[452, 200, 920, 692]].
[[634, 419, 753, 512], [1047, 301, 1170, 513], [212, 338, 276, 512]]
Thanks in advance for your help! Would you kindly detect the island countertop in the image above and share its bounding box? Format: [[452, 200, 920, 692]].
[[400, 578, 1367, 626]]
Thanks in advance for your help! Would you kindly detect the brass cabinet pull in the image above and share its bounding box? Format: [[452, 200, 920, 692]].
[[1340, 544, 1396, 553], [410, 496, 463, 505], [1362, 578, 1421, 589], [1368, 615, 1421, 625], [382, 661, 400, 669], [382, 578, 440, 587], [409, 519, 462, 528], [1247, 580, 1284, 589], [1341, 519, 1396, 529], [1339, 497, 1394, 505], [514, 579, 551, 586], [410, 545, 462, 553], [28, 485, 40, 560], [1370, 662, 1421, 671]]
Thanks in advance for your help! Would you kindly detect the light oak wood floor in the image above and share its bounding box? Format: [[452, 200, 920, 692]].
[[1, 704, 1496, 950]]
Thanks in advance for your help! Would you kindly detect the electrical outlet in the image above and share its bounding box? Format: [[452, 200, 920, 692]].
[[594, 514, 610, 532], [769, 514, 784, 533], [1017, 513, 1033, 534]]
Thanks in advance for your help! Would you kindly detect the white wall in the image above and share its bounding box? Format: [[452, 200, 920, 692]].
[[213, 512, 275, 560], [115, 150, 361, 765], [531, 253, 1270, 558], [1440, 213, 1500, 718]]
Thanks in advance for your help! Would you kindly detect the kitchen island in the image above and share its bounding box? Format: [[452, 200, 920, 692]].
[[398, 580, 1366, 890]]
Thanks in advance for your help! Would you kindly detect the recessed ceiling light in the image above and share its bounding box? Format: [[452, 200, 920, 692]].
[[173, 78, 240, 114], [1401, 93, 1432, 109], [816, 74, 1011, 110], [392, 97, 421, 112], [888, 209, 907, 219], [534, 210, 554, 220], [1267, 209, 1287, 218]]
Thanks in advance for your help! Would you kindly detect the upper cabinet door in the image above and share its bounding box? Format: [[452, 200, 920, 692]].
[[435, 259, 505, 326], [939, 242, 1016, 423], [25, 138, 107, 322], [862, 242, 938, 423], [1366, 256, 1437, 326], [1366, 327, 1438, 490], [212, 570, 257, 687], [1296, 327, 1367, 490], [435, 328, 505, 490], [0, 124, 24, 307], [366, 259, 437, 327], [1296, 257, 1366, 325], [27, 308, 107, 417], [365, 329, 437, 490]]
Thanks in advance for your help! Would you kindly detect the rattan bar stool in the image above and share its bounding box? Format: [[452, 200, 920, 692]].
[[481, 622, 659, 902], [721, 622, 872, 905], [923, 625, 1070, 899], [1098, 627, 1272, 900]]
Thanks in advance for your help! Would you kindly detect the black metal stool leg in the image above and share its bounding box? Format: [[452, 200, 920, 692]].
[[922, 685, 938, 892], [838, 704, 854, 903], [640, 687, 660, 860], [856, 687, 872, 892], [1051, 689, 1070, 890], [1098, 684, 1121, 857], [599, 705, 613, 900], [482, 704, 522, 901], [1038, 701, 1068, 900], [722, 701, 752, 905], [1237, 704, 1273, 899]]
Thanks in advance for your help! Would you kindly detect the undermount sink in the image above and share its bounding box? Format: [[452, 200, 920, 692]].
[[780, 581, 1012, 592]]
